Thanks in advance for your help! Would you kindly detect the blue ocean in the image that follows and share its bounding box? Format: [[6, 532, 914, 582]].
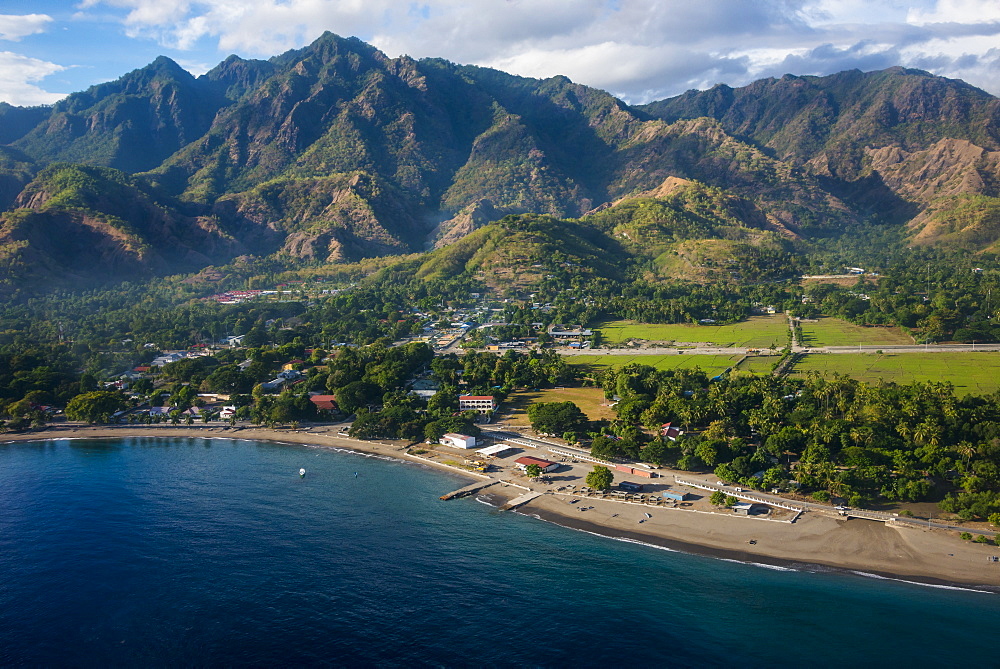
[[1, 437, 998, 667]]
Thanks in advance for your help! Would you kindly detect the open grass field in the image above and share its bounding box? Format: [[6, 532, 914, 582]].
[[789, 352, 1000, 396], [566, 353, 740, 375], [798, 318, 912, 347], [734, 354, 780, 374], [499, 386, 618, 426], [593, 315, 788, 347]]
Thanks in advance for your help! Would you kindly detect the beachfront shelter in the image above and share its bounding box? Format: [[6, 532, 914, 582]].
[[477, 444, 516, 458]]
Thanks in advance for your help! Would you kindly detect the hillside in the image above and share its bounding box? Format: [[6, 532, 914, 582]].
[[586, 178, 800, 282], [412, 213, 628, 291], [3, 36, 1000, 294], [641, 68, 1000, 240], [0, 164, 247, 295]]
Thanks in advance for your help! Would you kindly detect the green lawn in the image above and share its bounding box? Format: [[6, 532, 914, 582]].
[[789, 352, 1000, 396], [501, 386, 617, 426], [734, 354, 780, 374], [798, 317, 912, 347], [593, 315, 788, 348], [566, 353, 740, 375]]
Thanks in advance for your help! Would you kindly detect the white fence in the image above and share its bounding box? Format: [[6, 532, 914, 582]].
[[674, 478, 805, 514]]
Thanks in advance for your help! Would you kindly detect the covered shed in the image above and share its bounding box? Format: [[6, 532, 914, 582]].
[[477, 444, 516, 458]]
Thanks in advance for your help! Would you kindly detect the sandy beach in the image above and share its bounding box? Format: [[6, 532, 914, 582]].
[[5, 423, 1000, 590]]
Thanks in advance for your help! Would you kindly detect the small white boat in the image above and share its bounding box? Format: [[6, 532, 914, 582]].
[[644, 512, 651, 518], [299, 468, 306, 477]]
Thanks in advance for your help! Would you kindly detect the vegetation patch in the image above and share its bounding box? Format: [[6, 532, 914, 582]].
[[798, 317, 912, 347], [566, 353, 739, 375], [734, 354, 781, 374], [592, 315, 787, 347], [501, 387, 618, 426], [789, 352, 1000, 396]]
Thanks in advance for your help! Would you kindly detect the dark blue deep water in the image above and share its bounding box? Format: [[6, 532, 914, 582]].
[[2, 437, 999, 667]]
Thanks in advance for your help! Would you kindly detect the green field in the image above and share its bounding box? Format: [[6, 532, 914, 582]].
[[593, 315, 788, 348], [790, 352, 1000, 396], [566, 353, 740, 375], [501, 386, 617, 426], [798, 318, 912, 347], [734, 354, 780, 374]]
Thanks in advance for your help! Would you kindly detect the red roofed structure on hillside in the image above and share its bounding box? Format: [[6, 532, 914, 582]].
[[661, 422, 683, 440], [309, 395, 338, 411]]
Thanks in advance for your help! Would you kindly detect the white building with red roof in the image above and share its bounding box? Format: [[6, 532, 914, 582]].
[[514, 456, 559, 473]]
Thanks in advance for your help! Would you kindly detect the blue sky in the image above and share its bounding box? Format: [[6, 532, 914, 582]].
[[5, 1, 1000, 106]]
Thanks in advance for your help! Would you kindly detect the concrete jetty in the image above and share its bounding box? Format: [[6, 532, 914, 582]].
[[440, 479, 498, 500], [500, 491, 543, 511]]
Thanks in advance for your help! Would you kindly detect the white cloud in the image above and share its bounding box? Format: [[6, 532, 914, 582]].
[[0, 13, 53, 41], [77, 0, 1000, 101], [908, 0, 1000, 24], [0, 51, 65, 106], [173, 57, 212, 76]]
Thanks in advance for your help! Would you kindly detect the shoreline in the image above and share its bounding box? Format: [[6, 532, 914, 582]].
[[516, 501, 998, 592], [4, 423, 999, 591]]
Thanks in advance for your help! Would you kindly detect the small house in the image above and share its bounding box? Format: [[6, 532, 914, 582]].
[[309, 395, 338, 412], [661, 490, 689, 502], [514, 456, 559, 473], [619, 481, 643, 492]]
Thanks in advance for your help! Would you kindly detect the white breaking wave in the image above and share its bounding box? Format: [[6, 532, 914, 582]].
[[848, 570, 995, 594]]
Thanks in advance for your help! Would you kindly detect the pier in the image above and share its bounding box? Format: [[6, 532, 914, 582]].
[[500, 491, 543, 511], [439, 479, 498, 500]]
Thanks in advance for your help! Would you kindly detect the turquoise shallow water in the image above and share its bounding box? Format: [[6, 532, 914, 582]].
[[1, 437, 998, 667]]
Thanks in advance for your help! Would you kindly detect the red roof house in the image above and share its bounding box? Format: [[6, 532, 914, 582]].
[[514, 456, 559, 473], [309, 395, 338, 411]]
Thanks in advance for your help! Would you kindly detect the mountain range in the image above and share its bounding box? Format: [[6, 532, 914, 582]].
[[2, 32, 1000, 295]]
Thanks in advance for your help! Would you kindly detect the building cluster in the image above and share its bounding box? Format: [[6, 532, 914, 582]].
[[206, 290, 266, 304]]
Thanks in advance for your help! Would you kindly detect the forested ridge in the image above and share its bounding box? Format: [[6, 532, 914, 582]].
[[4, 36, 1000, 292]]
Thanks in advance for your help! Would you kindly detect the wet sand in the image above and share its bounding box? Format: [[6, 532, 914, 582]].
[[519, 493, 1000, 589], [5, 423, 999, 589]]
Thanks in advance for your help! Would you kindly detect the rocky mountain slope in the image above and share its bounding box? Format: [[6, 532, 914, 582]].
[[640, 67, 1000, 240], [2, 36, 1000, 294]]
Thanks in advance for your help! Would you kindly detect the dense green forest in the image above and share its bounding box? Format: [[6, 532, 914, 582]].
[[585, 362, 1000, 519]]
